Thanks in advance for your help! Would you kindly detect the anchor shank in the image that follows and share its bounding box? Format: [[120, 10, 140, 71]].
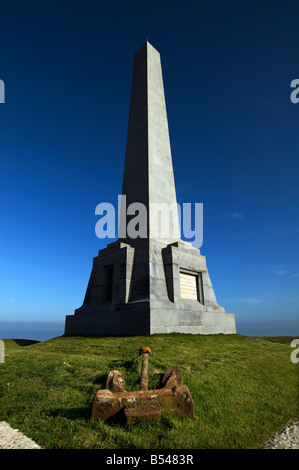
[[140, 353, 149, 390], [139, 347, 151, 391]]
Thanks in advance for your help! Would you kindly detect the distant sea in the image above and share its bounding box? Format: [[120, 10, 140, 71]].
[[0, 322, 65, 342]]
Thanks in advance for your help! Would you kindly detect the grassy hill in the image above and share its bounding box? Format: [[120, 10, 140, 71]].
[[0, 334, 298, 449]]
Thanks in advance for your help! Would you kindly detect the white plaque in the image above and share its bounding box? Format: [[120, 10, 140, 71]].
[[180, 272, 198, 300]]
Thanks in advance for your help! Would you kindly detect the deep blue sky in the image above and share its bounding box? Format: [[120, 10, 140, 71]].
[[0, 0, 298, 340]]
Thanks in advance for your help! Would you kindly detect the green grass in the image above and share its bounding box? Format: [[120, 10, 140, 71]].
[[0, 334, 298, 449]]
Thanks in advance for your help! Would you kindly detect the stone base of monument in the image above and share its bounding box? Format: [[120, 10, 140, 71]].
[[64, 240, 236, 336], [65, 309, 235, 336]]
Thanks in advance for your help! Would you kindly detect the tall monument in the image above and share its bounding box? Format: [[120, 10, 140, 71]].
[[64, 42, 236, 336]]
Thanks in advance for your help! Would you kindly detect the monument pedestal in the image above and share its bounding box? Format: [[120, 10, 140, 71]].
[[65, 240, 236, 335]]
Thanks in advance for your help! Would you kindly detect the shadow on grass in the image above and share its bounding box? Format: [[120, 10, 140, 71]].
[[109, 358, 136, 371], [49, 406, 91, 420], [11, 339, 40, 347], [92, 373, 108, 387], [154, 373, 166, 389], [48, 406, 131, 428]]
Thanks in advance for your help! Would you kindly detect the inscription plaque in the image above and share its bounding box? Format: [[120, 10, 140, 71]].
[[180, 272, 198, 300]]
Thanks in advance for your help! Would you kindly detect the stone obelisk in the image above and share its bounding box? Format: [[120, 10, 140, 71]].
[[64, 42, 236, 336], [120, 41, 180, 245]]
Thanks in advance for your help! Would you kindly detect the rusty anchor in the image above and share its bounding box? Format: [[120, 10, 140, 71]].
[[91, 347, 195, 425]]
